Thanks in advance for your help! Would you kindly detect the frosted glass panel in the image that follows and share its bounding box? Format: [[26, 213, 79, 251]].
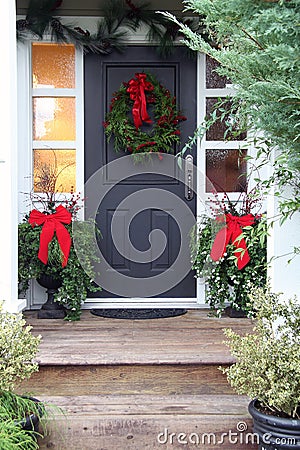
[[32, 43, 75, 89], [34, 149, 76, 193], [206, 149, 247, 193], [33, 97, 76, 141]]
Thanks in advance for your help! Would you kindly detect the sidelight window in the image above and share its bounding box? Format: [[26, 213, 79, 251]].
[[204, 56, 247, 193], [31, 43, 79, 194]]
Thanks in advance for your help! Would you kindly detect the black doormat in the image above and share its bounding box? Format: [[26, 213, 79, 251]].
[[90, 308, 187, 320]]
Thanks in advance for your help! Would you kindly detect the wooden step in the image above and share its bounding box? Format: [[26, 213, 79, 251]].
[[22, 310, 256, 449], [20, 364, 234, 396], [24, 309, 254, 366], [38, 394, 257, 450]]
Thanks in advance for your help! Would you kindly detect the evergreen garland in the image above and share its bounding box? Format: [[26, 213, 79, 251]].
[[103, 72, 187, 162], [16, 0, 205, 56]]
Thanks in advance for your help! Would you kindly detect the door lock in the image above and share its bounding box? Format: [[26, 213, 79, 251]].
[[185, 155, 194, 201]]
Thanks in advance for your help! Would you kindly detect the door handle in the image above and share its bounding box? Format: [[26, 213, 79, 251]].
[[185, 155, 194, 201]]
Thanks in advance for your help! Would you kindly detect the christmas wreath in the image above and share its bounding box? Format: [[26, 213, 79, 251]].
[[103, 72, 187, 162]]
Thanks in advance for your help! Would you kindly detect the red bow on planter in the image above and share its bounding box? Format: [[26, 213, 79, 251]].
[[210, 213, 255, 270], [127, 73, 154, 129], [29, 205, 72, 267]]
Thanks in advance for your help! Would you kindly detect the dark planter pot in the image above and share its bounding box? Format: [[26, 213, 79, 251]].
[[19, 397, 43, 434], [248, 399, 300, 450], [225, 305, 248, 318], [37, 273, 66, 319]]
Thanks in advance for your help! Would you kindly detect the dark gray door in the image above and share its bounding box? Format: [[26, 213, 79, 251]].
[[84, 46, 197, 299]]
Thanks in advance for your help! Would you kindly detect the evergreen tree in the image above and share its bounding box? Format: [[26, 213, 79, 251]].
[[164, 0, 300, 218]]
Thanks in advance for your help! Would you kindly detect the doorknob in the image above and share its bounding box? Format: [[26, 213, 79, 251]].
[[185, 155, 194, 201]]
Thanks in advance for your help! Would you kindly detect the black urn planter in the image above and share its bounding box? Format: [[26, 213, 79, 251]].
[[19, 397, 43, 434], [248, 399, 300, 450], [37, 273, 65, 319]]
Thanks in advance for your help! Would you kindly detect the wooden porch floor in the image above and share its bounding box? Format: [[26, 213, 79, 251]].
[[21, 309, 257, 449], [24, 309, 254, 366]]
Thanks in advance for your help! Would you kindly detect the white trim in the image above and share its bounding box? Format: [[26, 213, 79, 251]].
[[82, 298, 207, 309], [75, 47, 85, 220], [196, 52, 207, 302], [205, 141, 245, 149], [204, 88, 236, 97], [197, 52, 206, 207], [33, 141, 76, 149], [32, 88, 76, 97]]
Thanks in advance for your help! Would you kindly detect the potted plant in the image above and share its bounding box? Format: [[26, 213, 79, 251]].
[[191, 189, 268, 316], [0, 300, 44, 449], [221, 286, 300, 449], [18, 154, 101, 321], [18, 191, 101, 321]]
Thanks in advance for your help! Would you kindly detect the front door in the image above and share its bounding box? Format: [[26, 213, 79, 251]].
[[84, 46, 197, 302]]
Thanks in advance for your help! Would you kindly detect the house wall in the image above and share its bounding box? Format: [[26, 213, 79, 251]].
[[0, 0, 26, 312], [268, 186, 300, 299]]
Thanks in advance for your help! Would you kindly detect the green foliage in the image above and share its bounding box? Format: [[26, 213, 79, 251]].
[[18, 220, 101, 321], [17, 0, 205, 58], [0, 302, 40, 392], [163, 0, 300, 218], [0, 392, 44, 450], [222, 286, 300, 418], [104, 72, 187, 162], [192, 215, 268, 315], [0, 304, 44, 448]]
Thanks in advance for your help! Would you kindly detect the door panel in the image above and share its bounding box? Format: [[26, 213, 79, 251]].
[[84, 46, 197, 299]]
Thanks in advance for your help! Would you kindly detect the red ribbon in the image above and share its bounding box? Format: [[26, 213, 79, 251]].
[[29, 205, 72, 267], [210, 214, 255, 270], [127, 73, 154, 129]]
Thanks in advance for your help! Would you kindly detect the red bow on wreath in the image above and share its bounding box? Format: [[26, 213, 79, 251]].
[[210, 213, 255, 270], [29, 205, 72, 267], [127, 73, 154, 129]]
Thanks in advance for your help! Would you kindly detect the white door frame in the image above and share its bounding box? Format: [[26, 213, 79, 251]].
[[83, 38, 206, 309]]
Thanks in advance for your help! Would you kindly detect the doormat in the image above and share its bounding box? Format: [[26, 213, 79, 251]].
[[90, 308, 187, 320]]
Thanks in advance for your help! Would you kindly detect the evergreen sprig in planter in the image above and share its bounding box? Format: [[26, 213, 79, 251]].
[[222, 286, 300, 450]]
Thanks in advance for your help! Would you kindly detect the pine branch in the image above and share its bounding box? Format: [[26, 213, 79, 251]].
[[241, 28, 265, 51]]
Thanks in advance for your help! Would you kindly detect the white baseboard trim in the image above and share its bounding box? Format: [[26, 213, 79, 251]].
[[4, 298, 27, 313]]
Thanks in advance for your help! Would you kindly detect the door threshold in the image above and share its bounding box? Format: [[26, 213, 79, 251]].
[[83, 298, 205, 309]]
